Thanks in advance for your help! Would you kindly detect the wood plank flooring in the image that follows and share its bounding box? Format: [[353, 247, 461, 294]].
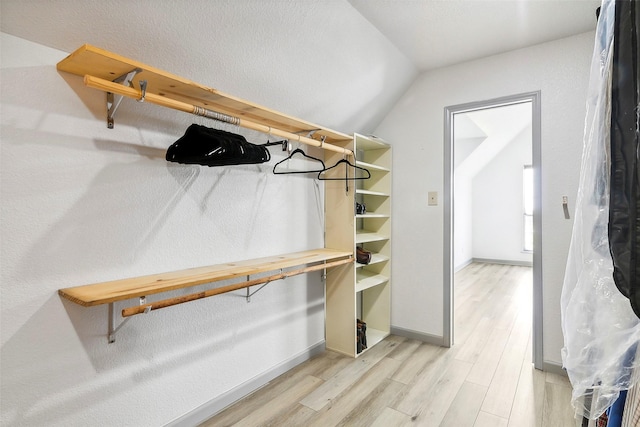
[[200, 263, 579, 427]]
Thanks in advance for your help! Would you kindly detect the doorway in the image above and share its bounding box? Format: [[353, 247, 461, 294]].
[[444, 92, 542, 370]]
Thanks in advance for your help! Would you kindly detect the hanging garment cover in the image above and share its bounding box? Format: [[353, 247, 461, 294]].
[[166, 124, 270, 166], [609, 0, 640, 318], [561, 0, 640, 420]]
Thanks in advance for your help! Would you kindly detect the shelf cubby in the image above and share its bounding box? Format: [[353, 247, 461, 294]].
[[325, 133, 391, 357]]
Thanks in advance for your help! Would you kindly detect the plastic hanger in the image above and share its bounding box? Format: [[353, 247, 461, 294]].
[[317, 158, 371, 181], [318, 157, 371, 193], [273, 148, 326, 174]]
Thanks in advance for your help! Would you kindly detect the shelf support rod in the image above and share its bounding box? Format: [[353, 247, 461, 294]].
[[106, 68, 142, 129], [121, 257, 353, 317], [85, 74, 353, 156], [108, 296, 151, 343]]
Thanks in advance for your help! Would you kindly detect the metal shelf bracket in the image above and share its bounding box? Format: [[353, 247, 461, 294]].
[[108, 296, 150, 343], [106, 68, 142, 129], [245, 269, 284, 302]]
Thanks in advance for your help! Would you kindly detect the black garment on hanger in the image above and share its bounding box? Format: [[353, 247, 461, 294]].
[[609, 0, 639, 318], [166, 124, 270, 166]]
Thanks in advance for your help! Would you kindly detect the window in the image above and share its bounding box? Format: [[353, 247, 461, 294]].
[[523, 165, 533, 252]]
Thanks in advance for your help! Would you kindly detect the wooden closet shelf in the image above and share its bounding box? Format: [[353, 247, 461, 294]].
[[59, 248, 353, 307], [57, 44, 352, 147]]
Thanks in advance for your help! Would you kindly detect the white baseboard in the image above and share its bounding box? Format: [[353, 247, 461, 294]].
[[473, 258, 533, 267], [165, 341, 326, 427], [454, 258, 473, 272], [390, 326, 446, 347], [543, 360, 568, 377]]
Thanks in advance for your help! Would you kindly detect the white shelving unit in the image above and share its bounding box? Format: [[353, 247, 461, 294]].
[[325, 133, 392, 357]]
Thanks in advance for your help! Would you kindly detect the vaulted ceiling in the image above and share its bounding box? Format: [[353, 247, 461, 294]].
[[349, 0, 601, 70], [454, 102, 532, 176], [0, 0, 600, 134]]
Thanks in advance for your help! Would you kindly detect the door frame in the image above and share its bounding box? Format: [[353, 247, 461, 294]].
[[443, 91, 543, 370]]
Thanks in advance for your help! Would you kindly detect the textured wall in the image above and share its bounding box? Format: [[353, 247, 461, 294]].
[[0, 33, 330, 426], [374, 31, 594, 365]]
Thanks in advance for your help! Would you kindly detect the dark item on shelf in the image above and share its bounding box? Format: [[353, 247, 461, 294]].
[[356, 202, 366, 215], [273, 148, 326, 174], [356, 246, 372, 265], [357, 319, 367, 354], [166, 124, 271, 166]]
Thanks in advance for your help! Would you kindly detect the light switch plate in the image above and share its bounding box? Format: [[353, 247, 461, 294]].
[[428, 191, 438, 206]]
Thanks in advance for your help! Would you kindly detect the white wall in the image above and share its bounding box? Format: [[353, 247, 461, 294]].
[[374, 32, 593, 365], [453, 174, 473, 270], [472, 125, 533, 263], [0, 33, 328, 426], [454, 125, 533, 270]]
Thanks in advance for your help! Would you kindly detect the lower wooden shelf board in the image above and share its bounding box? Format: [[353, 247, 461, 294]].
[[59, 248, 352, 307], [58, 248, 353, 343]]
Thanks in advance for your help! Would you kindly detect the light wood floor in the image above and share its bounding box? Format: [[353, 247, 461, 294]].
[[200, 263, 579, 427]]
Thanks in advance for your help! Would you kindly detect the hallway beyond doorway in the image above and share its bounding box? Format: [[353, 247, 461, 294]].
[[444, 92, 542, 368]]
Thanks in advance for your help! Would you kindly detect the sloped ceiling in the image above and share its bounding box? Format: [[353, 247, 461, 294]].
[[349, 0, 601, 71], [0, 0, 599, 134], [455, 102, 532, 177], [0, 0, 417, 134]]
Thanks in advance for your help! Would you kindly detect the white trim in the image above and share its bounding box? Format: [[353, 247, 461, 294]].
[[543, 361, 568, 377], [390, 327, 445, 346], [444, 91, 543, 368], [472, 258, 533, 267], [454, 258, 474, 273]]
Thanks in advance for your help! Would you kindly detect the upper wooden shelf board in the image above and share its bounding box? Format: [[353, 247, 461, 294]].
[[59, 248, 352, 307], [56, 44, 351, 145]]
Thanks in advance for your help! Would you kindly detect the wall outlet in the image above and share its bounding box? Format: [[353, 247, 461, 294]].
[[428, 191, 438, 206]]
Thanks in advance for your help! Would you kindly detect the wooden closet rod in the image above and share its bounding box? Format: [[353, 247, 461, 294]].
[[84, 75, 353, 156], [121, 256, 353, 317]]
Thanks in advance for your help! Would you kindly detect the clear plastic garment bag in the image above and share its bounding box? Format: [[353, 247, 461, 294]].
[[561, 0, 640, 420]]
